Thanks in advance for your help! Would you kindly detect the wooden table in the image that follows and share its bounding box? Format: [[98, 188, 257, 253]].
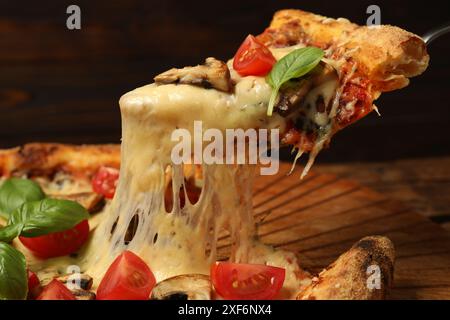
[[246, 158, 450, 299], [316, 157, 450, 232]]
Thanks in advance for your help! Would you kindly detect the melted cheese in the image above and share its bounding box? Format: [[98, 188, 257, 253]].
[[79, 71, 289, 285], [28, 45, 353, 299]]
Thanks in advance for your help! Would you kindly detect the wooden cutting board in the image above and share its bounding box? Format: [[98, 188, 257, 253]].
[[234, 163, 450, 299]]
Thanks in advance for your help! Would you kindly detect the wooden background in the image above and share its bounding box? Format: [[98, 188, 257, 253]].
[[0, 0, 449, 162], [249, 163, 450, 299]]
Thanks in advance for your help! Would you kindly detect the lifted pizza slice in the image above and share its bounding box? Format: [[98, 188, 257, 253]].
[[256, 10, 428, 174]]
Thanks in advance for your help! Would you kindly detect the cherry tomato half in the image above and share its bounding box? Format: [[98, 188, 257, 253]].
[[211, 262, 285, 300], [19, 220, 90, 259], [37, 279, 76, 300], [27, 270, 42, 299], [233, 35, 276, 77], [96, 250, 156, 300], [92, 166, 120, 199]]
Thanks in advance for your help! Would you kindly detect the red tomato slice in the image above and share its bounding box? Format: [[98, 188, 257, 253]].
[[37, 279, 76, 300], [19, 220, 90, 259], [233, 35, 276, 77], [211, 262, 285, 300], [92, 166, 120, 199], [27, 270, 41, 299], [96, 250, 156, 300]]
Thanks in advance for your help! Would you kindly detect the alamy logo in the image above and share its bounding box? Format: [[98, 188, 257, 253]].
[[366, 264, 382, 290], [171, 121, 279, 175], [66, 5, 81, 30], [65, 265, 82, 290], [366, 5, 381, 26]]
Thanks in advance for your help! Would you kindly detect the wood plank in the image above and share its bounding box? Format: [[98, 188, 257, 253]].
[[246, 162, 450, 299], [442, 222, 450, 232], [316, 157, 450, 220]]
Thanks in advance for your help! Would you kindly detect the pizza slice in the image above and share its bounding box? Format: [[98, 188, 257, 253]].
[[0, 9, 429, 300], [257, 10, 428, 166], [260, 10, 427, 173]]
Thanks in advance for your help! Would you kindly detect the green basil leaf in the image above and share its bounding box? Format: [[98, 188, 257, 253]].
[[0, 178, 45, 219], [9, 198, 89, 237], [0, 224, 23, 243], [0, 242, 27, 300], [266, 47, 324, 116]]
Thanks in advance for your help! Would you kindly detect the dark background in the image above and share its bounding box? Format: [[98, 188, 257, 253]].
[[0, 0, 449, 163]]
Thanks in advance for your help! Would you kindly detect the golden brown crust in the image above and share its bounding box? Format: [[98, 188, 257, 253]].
[[258, 9, 429, 92], [297, 236, 395, 300], [0, 143, 120, 179]]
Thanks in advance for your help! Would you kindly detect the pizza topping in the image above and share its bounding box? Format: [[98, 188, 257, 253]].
[[211, 262, 285, 300], [0, 185, 91, 292], [0, 178, 90, 237], [337, 77, 373, 127], [0, 242, 27, 300], [7, 197, 89, 238], [151, 274, 212, 300], [0, 178, 91, 258], [266, 47, 324, 116], [56, 273, 93, 291], [92, 166, 119, 199], [19, 219, 90, 258], [0, 177, 45, 219], [233, 34, 276, 77], [27, 270, 42, 299], [70, 288, 96, 300], [55, 272, 95, 300], [275, 79, 312, 116], [37, 279, 76, 300], [96, 250, 156, 300], [155, 57, 232, 92]]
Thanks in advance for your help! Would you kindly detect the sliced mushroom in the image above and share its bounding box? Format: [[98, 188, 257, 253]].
[[151, 274, 212, 300], [57, 273, 93, 290], [154, 57, 232, 92], [275, 61, 338, 117], [71, 289, 96, 300], [276, 79, 312, 116]]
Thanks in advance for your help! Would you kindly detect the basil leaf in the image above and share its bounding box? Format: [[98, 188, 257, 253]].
[[9, 198, 89, 237], [266, 47, 324, 116], [0, 178, 45, 219], [0, 224, 23, 243], [0, 242, 27, 300]]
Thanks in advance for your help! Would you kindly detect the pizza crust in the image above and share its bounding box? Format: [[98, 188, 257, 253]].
[[0, 143, 120, 178], [258, 9, 429, 92], [297, 236, 395, 300]]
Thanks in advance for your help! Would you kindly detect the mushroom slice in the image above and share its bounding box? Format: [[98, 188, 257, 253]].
[[71, 289, 96, 300], [56, 273, 93, 290], [56, 273, 96, 300], [276, 79, 312, 117], [151, 274, 212, 300], [275, 61, 337, 117], [154, 57, 232, 92]]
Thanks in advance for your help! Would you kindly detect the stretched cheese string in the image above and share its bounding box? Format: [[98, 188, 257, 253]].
[[28, 45, 347, 298]]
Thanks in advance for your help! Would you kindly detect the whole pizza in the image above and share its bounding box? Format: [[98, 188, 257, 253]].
[[0, 9, 429, 300]]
